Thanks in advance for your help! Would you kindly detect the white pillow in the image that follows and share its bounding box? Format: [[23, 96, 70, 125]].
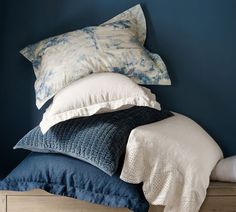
[[40, 73, 161, 134], [211, 156, 236, 182]]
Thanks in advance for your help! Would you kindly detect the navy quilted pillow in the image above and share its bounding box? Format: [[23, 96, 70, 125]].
[[14, 106, 172, 175], [0, 153, 149, 212]]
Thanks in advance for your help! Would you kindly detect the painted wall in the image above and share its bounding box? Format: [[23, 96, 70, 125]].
[[1, 0, 236, 177]]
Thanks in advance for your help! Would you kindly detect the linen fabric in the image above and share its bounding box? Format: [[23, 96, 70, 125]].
[[40, 73, 161, 134], [120, 113, 223, 212], [20, 4, 170, 109], [14, 107, 172, 175], [211, 156, 236, 182], [0, 153, 149, 212]]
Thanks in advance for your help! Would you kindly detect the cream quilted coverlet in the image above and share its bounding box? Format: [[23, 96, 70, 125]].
[[120, 113, 223, 212]]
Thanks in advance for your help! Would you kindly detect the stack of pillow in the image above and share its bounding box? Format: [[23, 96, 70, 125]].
[[0, 5, 171, 212]]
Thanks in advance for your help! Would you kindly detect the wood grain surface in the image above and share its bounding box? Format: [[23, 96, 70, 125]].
[[1, 182, 236, 212]]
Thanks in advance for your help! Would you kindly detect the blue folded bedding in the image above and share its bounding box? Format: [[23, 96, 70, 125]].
[[0, 153, 149, 212], [3, 107, 172, 211], [14, 106, 172, 175]]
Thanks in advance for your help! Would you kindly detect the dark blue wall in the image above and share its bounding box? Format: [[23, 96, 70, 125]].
[[1, 0, 236, 177]]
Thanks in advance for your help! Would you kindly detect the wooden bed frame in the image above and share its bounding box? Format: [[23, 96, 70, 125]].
[[0, 182, 236, 212]]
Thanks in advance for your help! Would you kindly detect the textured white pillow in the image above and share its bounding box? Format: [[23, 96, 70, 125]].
[[40, 73, 161, 134], [120, 113, 223, 211], [211, 156, 236, 182]]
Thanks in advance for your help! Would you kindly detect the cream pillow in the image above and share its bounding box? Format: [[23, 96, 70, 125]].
[[40, 73, 161, 134], [211, 156, 236, 182], [120, 113, 223, 211]]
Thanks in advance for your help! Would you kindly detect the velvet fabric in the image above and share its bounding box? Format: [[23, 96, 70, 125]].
[[14, 106, 172, 175]]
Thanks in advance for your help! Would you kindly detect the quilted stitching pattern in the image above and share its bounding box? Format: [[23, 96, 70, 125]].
[[14, 107, 172, 175]]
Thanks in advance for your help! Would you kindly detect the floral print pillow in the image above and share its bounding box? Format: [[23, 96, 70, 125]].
[[21, 4, 171, 109]]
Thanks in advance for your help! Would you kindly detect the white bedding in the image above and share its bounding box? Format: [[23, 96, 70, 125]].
[[120, 113, 223, 212]]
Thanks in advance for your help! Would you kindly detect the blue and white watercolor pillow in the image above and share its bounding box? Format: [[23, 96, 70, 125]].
[[21, 4, 171, 109]]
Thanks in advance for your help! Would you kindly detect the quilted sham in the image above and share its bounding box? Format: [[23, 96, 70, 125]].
[[14, 106, 172, 175]]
